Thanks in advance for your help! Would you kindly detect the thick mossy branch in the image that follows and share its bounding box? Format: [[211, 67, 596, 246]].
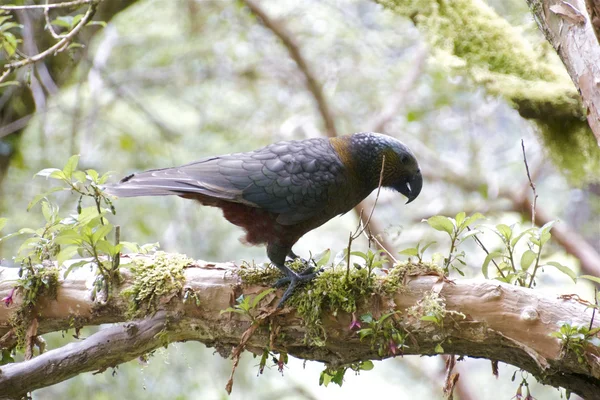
[[376, 0, 600, 181], [0, 255, 599, 398], [121, 252, 193, 318]]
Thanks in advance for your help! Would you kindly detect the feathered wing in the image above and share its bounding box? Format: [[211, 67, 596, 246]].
[[105, 138, 349, 225]]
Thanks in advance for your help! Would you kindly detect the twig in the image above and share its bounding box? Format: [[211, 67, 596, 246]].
[[521, 139, 537, 227], [591, 287, 598, 332], [355, 155, 386, 239], [345, 156, 386, 280], [0, 1, 100, 84], [44, 0, 67, 40], [242, 0, 337, 137], [0, 0, 92, 10], [467, 226, 508, 280]]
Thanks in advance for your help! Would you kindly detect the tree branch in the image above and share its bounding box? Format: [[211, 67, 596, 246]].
[[525, 0, 600, 144], [242, 0, 338, 137], [0, 256, 599, 398], [0, 0, 100, 84], [0, 0, 94, 11]]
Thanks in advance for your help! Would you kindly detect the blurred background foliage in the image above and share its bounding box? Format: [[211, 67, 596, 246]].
[[0, 0, 599, 399]]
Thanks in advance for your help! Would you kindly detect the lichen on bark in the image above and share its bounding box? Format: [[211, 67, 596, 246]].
[[376, 0, 600, 182]]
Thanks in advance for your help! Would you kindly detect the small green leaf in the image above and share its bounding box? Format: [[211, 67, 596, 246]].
[[520, 250, 537, 271], [461, 229, 480, 240], [35, 168, 61, 178], [319, 371, 332, 387], [481, 251, 504, 279], [434, 343, 444, 353], [350, 251, 368, 261], [315, 248, 331, 268], [546, 262, 576, 282], [455, 211, 466, 227], [57, 246, 80, 267], [420, 241, 437, 254], [91, 223, 113, 244], [399, 247, 419, 256], [63, 260, 90, 279], [120, 241, 140, 253], [360, 313, 373, 324], [463, 212, 485, 228], [540, 230, 551, 246], [72, 170, 87, 183], [540, 220, 557, 234], [27, 187, 67, 211], [251, 288, 275, 308], [495, 224, 512, 241], [359, 360, 374, 371], [86, 169, 99, 182], [95, 239, 116, 256], [49, 170, 67, 181], [358, 328, 373, 340], [62, 155, 80, 180], [510, 228, 534, 247], [420, 315, 440, 325], [426, 216, 454, 235]]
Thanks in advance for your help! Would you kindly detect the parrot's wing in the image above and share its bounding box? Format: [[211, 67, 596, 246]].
[[106, 138, 348, 226]]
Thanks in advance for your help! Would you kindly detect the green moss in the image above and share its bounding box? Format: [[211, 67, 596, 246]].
[[377, 0, 557, 79], [376, 0, 600, 182], [122, 251, 192, 318], [9, 263, 60, 349], [238, 260, 442, 345]]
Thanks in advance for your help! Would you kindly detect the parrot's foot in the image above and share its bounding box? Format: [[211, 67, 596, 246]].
[[274, 269, 320, 307]]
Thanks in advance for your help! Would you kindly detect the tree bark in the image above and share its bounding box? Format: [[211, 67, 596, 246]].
[[525, 0, 600, 145], [0, 256, 599, 398]]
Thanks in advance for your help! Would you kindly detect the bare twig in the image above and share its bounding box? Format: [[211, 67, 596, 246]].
[[521, 139, 537, 227], [346, 156, 386, 280], [242, 0, 337, 137], [0, 114, 32, 139], [0, 0, 93, 10], [591, 287, 598, 332], [443, 355, 459, 400], [44, 0, 67, 40], [0, 1, 100, 84], [467, 226, 507, 280]]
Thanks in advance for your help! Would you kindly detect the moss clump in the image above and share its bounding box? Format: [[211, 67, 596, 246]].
[[238, 260, 442, 345], [8, 262, 60, 349], [376, 0, 600, 182], [122, 251, 192, 318], [236, 261, 286, 285]]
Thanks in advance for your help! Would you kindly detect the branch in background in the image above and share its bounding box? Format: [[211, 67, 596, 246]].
[[242, 0, 338, 137], [0, 259, 599, 398], [0, 0, 94, 11], [0, 1, 101, 84], [414, 137, 600, 278]]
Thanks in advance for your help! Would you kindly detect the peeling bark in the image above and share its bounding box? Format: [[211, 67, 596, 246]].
[[527, 0, 600, 144], [0, 256, 599, 398]]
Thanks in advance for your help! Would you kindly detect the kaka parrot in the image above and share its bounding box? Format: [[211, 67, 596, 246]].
[[106, 132, 422, 305]]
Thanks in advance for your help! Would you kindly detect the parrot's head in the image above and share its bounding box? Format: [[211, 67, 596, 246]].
[[344, 132, 423, 204]]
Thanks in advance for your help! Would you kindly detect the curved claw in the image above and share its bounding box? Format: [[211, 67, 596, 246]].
[[273, 266, 320, 288], [277, 270, 320, 307]]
